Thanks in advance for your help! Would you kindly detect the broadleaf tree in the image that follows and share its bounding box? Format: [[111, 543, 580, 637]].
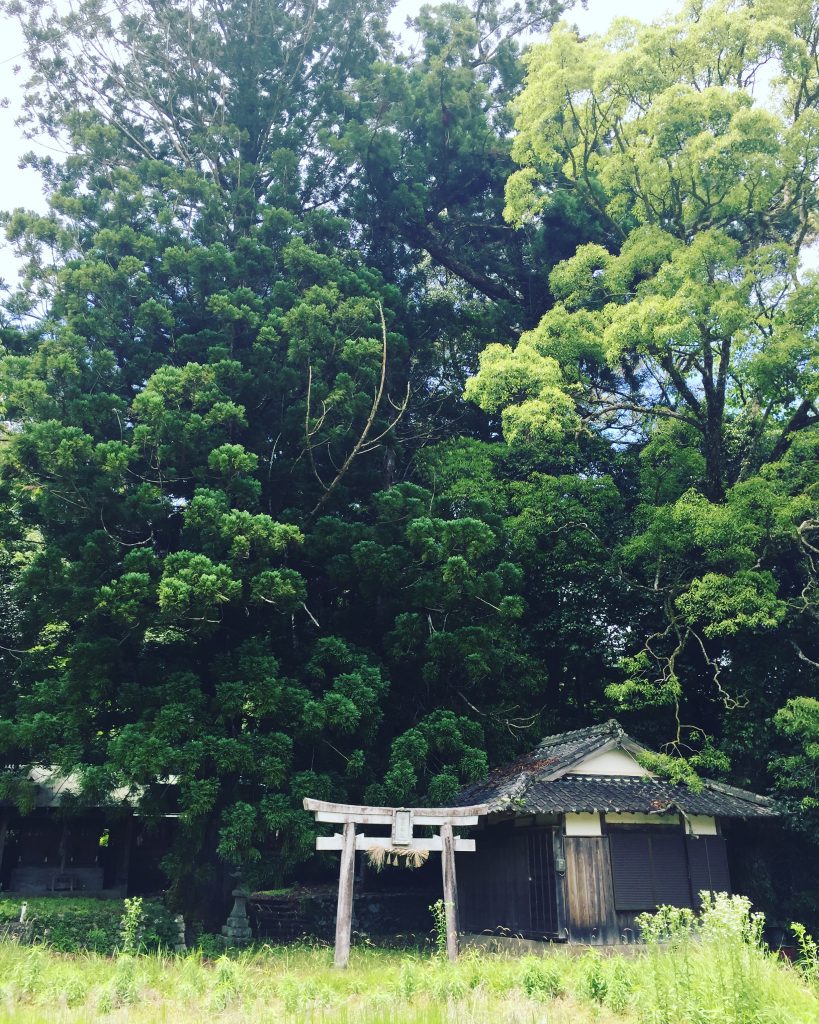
[[468, 0, 819, 761]]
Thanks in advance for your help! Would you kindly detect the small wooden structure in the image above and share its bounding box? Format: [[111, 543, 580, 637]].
[[454, 720, 779, 945], [0, 767, 176, 895], [303, 798, 485, 966]]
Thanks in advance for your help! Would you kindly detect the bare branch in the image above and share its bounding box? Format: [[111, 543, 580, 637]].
[[308, 302, 409, 520]]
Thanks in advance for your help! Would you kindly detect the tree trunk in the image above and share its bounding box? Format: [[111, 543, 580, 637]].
[[769, 399, 816, 464], [703, 422, 725, 501]]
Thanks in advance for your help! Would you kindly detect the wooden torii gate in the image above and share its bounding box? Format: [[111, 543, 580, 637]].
[[303, 798, 485, 967]]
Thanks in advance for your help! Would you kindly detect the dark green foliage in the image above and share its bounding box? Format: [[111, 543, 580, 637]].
[[773, 698, 819, 838], [0, 0, 590, 915], [0, 897, 177, 954]]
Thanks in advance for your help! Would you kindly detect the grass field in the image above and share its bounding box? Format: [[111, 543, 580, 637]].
[[0, 895, 816, 1023]]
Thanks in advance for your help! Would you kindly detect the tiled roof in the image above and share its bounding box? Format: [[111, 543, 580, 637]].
[[455, 720, 777, 819], [510, 775, 777, 817]]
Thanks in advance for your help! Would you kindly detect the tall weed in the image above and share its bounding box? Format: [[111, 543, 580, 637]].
[[0, 909, 814, 1022], [519, 954, 565, 1000], [792, 921, 819, 983], [635, 892, 817, 1024]]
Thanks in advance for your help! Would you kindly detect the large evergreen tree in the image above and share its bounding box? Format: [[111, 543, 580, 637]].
[[0, 0, 583, 912]]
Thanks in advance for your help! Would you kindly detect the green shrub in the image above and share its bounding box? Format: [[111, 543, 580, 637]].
[[208, 955, 243, 1010], [428, 965, 467, 1001], [519, 955, 565, 1000], [633, 893, 819, 1024], [113, 955, 141, 1004], [396, 962, 421, 998], [62, 972, 90, 1008], [194, 932, 229, 958], [792, 921, 819, 983], [578, 949, 608, 1004], [603, 956, 634, 1013], [0, 895, 178, 953]]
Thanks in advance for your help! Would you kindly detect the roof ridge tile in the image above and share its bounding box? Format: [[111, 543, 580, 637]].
[[536, 719, 622, 749]]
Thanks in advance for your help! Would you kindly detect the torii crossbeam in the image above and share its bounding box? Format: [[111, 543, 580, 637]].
[[303, 798, 485, 966]]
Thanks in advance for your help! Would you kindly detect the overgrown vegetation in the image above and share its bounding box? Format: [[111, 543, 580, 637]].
[[0, 897, 814, 1023], [0, 0, 815, 925], [0, 897, 178, 955]]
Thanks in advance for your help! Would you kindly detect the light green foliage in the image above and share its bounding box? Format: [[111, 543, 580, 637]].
[[507, 2, 819, 232], [464, 344, 578, 444], [676, 570, 787, 637], [491, 2, 819, 500], [463, 0, 819, 805], [635, 751, 704, 792]]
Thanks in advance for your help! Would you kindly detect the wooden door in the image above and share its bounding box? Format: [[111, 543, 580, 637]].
[[460, 827, 560, 938], [564, 836, 619, 944], [527, 829, 559, 937]]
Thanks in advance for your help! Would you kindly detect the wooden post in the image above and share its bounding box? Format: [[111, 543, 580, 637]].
[[334, 820, 356, 968], [114, 816, 134, 896], [440, 822, 459, 962], [0, 811, 8, 886]]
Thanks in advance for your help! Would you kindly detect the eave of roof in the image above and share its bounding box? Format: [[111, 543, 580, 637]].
[[492, 775, 778, 819], [455, 719, 778, 819]]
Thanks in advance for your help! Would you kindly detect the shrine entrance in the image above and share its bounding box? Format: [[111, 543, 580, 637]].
[[303, 798, 485, 967]]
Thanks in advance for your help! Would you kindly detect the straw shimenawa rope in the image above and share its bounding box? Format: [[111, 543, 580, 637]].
[[366, 846, 429, 871]]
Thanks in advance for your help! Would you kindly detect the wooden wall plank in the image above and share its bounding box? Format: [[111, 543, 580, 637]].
[[564, 837, 618, 945]]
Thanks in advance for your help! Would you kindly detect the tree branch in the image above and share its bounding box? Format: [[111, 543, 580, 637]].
[[308, 303, 409, 520], [769, 399, 817, 463]]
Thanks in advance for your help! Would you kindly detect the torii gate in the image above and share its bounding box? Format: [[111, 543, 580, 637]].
[[303, 798, 486, 966]]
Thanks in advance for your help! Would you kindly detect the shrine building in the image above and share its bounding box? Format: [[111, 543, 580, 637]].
[[454, 719, 778, 945]]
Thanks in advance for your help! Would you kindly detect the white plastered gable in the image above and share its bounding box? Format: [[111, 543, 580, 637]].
[[566, 745, 649, 777]]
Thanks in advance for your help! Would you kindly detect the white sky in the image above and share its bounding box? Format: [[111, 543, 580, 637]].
[[0, 0, 676, 283]]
